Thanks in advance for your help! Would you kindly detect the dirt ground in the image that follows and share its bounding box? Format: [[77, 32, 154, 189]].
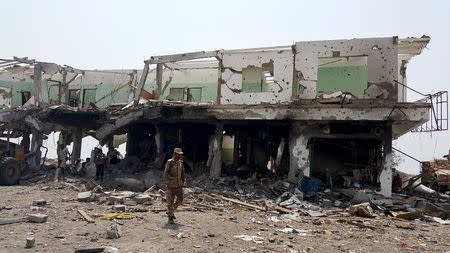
[[1, 182, 449, 253]]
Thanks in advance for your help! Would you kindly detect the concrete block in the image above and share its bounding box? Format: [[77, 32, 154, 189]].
[[106, 223, 122, 239], [77, 191, 93, 202], [32, 199, 46, 206], [133, 194, 151, 204], [108, 196, 124, 204], [27, 213, 48, 223], [112, 205, 126, 212], [25, 235, 35, 248], [123, 199, 137, 206]]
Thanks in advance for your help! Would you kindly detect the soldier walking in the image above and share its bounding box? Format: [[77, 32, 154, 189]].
[[164, 148, 186, 224]]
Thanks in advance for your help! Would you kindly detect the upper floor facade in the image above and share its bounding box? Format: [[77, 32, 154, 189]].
[[0, 36, 430, 109]]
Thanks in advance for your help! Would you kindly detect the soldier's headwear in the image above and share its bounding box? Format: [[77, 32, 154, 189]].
[[173, 148, 183, 155]]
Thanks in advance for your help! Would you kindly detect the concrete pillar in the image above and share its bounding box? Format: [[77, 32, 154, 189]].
[[209, 123, 223, 178], [71, 128, 82, 164], [288, 124, 310, 183], [155, 125, 164, 157], [33, 63, 42, 106], [30, 133, 43, 169], [379, 125, 393, 197]]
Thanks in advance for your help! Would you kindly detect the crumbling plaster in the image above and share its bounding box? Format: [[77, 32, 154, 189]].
[[219, 50, 293, 105], [288, 124, 310, 183], [380, 152, 393, 197], [206, 106, 429, 122], [295, 37, 398, 100]]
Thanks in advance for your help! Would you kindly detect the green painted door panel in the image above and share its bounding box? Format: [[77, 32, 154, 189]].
[[48, 85, 59, 104], [188, 88, 202, 102], [317, 66, 368, 96], [82, 89, 96, 108]]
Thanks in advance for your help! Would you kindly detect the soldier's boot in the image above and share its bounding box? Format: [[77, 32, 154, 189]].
[[168, 216, 175, 224]]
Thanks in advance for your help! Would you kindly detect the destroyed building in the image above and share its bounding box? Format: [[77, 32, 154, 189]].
[[0, 36, 447, 197]]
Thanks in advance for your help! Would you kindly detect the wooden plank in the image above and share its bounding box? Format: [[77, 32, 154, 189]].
[[274, 206, 293, 214], [74, 247, 105, 253], [0, 217, 27, 226], [192, 203, 224, 212], [220, 196, 266, 211], [78, 210, 95, 223]]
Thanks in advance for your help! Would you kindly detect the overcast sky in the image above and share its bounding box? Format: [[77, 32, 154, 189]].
[[2, 0, 449, 173]]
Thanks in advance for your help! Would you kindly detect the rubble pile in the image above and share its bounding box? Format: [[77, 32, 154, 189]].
[[57, 171, 450, 229]]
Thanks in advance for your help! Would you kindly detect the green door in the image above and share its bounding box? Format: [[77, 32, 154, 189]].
[[187, 88, 202, 102], [82, 89, 96, 108]]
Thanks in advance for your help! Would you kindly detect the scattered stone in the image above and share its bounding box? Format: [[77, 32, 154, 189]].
[[77, 191, 93, 202], [352, 190, 371, 205], [32, 199, 47, 207], [176, 232, 187, 239], [41, 186, 50, 191], [97, 197, 107, 204], [104, 246, 120, 253], [396, 222, 415, 230], [25, 235, 35, 248], [30, 206, 45, 211], [106, 223, 122, 239], [114, 177, 145, 191], [312, 219, 323, 225], [334, 200, 344, 208], [306, 210, 327, 217], [27, 213, 48, 223], [5, 206, 12, 210], [251, 218, 263, 225], [112, 205, 126, 212], [92, 185, 104, 193], [133, 194, 151, 204], [322, 199, 332, 208], [123, 199, 137, 206], [108, 195, 125, 204]]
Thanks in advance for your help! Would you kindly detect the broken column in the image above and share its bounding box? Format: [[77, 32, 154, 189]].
[[379, 125, 393, 197], [288, 123, 310, 183], [29, 132, 43, 169], [154, 125, 164, 157], [71, 128, 82, 164], [209, 123, 223, 178]]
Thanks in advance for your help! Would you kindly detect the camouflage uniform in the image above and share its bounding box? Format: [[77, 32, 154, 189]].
[[164, 158, 185, 218]]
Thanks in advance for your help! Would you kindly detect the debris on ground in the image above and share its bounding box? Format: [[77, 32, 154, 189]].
[[106, 222, 122, 239], [234, 235, 264, 244], [25, 234, 35, 248]]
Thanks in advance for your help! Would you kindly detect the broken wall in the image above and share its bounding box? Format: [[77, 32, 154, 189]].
[[145, 61, 218, 103], [68, 70, 136, 108], [0, 68, 35, 106], [219, 50, 294, 105], [295, 37, 398, 100]]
